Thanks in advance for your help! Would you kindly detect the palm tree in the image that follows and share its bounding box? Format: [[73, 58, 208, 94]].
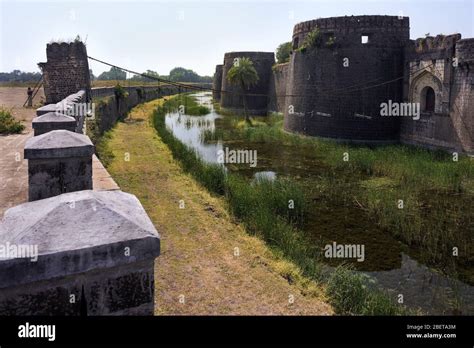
[[226, 57, 259, 123]]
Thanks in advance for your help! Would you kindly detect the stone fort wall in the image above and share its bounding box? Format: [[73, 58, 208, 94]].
[[400, 35, 474, 153], [284, 15, 409, 143], [220, 51, 275, 115], [267, 63, 289, 113], [215, 15, 473, 153]]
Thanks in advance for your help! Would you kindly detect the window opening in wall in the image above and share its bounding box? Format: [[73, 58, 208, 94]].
[[361, 35, 369, 44], [421, 86, 435, 112]]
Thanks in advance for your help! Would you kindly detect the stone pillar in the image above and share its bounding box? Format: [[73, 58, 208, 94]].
[[32, 112, 77, 136], [36, 90, 88, 134], [38, 41, 91, 104], [24, 130, 94, 201], [0, 190, 160, 315]]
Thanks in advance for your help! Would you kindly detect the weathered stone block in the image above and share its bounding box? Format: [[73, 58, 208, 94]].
[[36, 104, 59, 116], [32, 112, 77, 136], [24, 130, 94, 201], [0, 190, 160, 315]]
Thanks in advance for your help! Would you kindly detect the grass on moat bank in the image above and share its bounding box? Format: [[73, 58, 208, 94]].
[[204, 111, 474, 286], [93, 97, 334, 315], [150, 96, 410, 315], [160, 93, 210, 116]]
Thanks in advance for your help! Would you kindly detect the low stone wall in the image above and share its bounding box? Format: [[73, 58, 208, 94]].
[[36, 90, 88, 134], [91, 83, 212, 99], [0, 190, 160, 315], [88, 85, 180, 142], [0, 81, 163, 315]]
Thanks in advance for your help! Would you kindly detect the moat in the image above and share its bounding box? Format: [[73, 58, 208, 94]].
[[164, 92, 474, 315]]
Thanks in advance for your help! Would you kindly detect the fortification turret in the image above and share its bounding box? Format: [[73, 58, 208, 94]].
[[285, 15, 410, 142], [220, 51, 275, 115], [38, 41, 91, 104]]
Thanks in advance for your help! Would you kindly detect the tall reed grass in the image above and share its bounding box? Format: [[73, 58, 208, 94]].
[[152, 95, 408, 315]]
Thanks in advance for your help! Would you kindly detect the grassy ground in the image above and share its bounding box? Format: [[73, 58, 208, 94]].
[[204, 112, 474, 284], [95, 98, 333, 315], [151, 96, 409, 315]]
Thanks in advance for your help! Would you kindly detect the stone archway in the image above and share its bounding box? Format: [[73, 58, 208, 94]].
[[421, 86, 436, 112], [409, 70, 443, 114]]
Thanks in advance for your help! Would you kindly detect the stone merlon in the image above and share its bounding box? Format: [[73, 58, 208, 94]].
[[32, 112, 77, 136], [24, 129, 94, 159]]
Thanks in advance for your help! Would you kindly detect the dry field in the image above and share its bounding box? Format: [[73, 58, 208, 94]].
[[0, 87, 41, 216], [0, 87, 118, 216]]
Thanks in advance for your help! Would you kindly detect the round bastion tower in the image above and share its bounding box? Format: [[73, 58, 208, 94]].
[[220, 51, 275, 116], [284, 15, 410, 143]]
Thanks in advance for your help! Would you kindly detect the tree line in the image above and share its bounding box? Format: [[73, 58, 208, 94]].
[[0, 70, 41, 82], [0, 67, 212, 83], [95, 67, 212, 83]]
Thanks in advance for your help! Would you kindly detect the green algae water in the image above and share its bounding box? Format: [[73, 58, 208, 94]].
[[164, 92, 474, 315]]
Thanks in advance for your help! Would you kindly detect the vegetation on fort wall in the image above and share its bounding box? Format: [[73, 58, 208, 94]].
[[0, 108, 24, 134], [152, 95, 408, 315], [276, 42, 292, 64], [297, 28, 336, 52]]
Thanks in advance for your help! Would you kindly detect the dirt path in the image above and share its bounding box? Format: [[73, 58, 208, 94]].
[[0, 87, 118, 217], [100, 99, 333, 315], [0, 87, 40, 216]]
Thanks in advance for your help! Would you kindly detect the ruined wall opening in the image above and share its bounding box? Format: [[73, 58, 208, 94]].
[[421, 86, 435, 112]]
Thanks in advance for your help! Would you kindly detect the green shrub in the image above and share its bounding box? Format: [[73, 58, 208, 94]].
[[299, 28, 323, 51], [0, 108, 24, 134], [114, 84, 128, 100], [276, 42, 292, 64]]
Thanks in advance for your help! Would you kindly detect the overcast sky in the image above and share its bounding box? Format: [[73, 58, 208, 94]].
[[1, 0, 473, 76]]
